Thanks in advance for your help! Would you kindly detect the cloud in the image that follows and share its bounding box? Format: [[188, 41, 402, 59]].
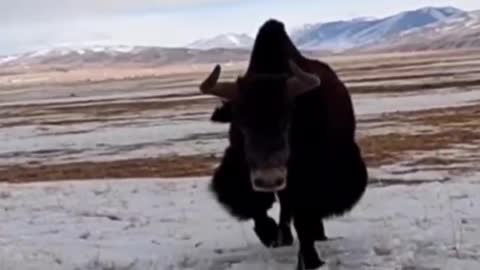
[[0, 0, 252, 55], [0, 0, 237, 24]]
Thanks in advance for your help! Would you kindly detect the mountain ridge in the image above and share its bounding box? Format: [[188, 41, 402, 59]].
[[187, 33, 254, 50], [291, 6, 467, 50], [187, 6, 473, 52], [2, 6, 480, 69]]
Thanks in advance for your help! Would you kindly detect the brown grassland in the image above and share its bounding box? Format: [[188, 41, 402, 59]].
[[1, 49, 480, 183]]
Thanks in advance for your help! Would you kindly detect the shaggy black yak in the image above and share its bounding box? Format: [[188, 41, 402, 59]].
[[199, 19, 368, 269]]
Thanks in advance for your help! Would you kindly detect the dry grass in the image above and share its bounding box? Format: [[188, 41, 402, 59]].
[[2, 103, 480, 182], [378, 104, 480, 126], [0, 155, 218, 183], [3, 49, 480, 129], [348, 78, 480, 94], [404, 157, 463, 166], [0, 97, 216, 127], [2, 128, 478, 183], [360, 129, 480, 166], [2, 50, 480, 182], [360, 104, 480, 166]]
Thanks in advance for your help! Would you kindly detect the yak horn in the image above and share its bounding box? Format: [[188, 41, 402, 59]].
[[199, 64, 238, 100], [287, 60, 321, 97]]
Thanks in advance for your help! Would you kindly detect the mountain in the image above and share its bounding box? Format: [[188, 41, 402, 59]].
[[184, 6, 468, 52], [188, 33, 254, 50], [359, 10, 480, 52], [0, 44, 329, 70], [2, 6, 479, 70], [291, 6, 467, 51], [0, 45, 253, 69]]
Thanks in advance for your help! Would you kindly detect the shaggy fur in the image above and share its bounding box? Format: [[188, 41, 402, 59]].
[[207, 19, 368, 269]]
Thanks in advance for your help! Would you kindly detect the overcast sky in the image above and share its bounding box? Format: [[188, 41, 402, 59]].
[[1, 0, 480, 55]]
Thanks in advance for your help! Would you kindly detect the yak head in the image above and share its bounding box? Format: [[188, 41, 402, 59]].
[[199, 61, 320, 192]]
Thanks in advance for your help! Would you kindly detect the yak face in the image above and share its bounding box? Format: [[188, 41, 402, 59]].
[[234, 75, 292, 192], [199, 61, 321, 192]]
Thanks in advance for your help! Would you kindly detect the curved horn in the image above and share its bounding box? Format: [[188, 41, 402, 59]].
[[287, 60, 321, 97], [200, 64, 238, 100]]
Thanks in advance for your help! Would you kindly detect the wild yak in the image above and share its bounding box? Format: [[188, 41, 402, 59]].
[[198, 19, 368, 269]]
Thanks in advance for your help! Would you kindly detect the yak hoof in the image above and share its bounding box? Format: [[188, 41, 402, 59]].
[[296, 250, 325, 270], [315, 234, 328, 242]]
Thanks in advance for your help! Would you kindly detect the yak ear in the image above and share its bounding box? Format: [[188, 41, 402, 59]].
[[200, 65, 238, 100], [287, 60, 321, 98]]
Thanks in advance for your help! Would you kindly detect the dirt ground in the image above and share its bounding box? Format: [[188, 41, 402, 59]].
[[1, 49, 480, 183]]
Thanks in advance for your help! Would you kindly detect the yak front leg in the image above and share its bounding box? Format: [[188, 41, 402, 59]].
[[294, 213, 325, 270], [253, 213, 279, 248]]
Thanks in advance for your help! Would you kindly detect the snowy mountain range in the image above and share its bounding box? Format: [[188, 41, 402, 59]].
[[0, 45, 252, 68], [0, 46, 328, 69], [360, 10, 480, 52], [187, 6, 475, 51], [292, 6, 467, 51], [1, 6, 480, 68]]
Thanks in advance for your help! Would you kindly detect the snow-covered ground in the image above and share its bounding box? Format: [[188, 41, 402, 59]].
[[1, 178, 480, 270], [1, 85, 479, 167], [353, 87, 480, 116], [0, 120, 227, 166]]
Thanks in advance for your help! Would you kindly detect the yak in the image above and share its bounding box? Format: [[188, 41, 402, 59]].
[[198, 19, 368, 270]]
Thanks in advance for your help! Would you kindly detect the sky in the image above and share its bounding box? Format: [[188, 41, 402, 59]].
[[1, 0, 480, 55]]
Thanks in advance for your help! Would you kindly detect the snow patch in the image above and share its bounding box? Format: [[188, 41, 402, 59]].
[[188, 33, 253, 50], [0, 179, 480, 269], [0, 56, 19, 64], [226, 34, 241, 46]]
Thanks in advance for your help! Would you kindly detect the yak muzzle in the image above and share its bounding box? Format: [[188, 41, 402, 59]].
[[250, 167, 287, 192]]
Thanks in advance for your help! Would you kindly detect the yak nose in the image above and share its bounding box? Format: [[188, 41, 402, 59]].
[[253, 177, 286, 190], [250, 168, 287, 192]]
